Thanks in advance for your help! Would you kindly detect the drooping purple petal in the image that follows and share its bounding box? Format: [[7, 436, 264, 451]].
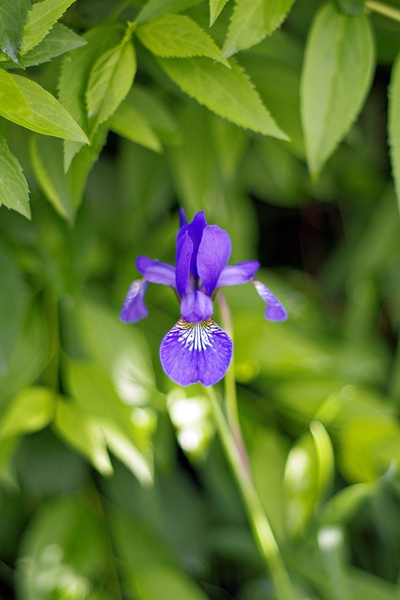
[[197, 225, 232, 295], [180, 291, 213, 322], [160, 318, 233, 386], [253, 280, 288, 321], [136, 256, 176, 287], [216, 261, 260, 288], [176, 231, 193, 297], [120, 279, 148, 322], [177, 211, 206, 280]]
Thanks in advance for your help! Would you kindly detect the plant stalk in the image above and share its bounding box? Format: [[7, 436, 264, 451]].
[[366, 0, 400, 23], [207, 387, 294, 600]]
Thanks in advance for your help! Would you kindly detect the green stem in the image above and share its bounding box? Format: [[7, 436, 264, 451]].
[[217, 293, 249, 473], [366, 0, 400, 23], [207, 387, 294, 600]]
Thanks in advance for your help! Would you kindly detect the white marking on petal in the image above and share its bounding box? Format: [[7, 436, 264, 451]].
[[175, 318, 219, 352]]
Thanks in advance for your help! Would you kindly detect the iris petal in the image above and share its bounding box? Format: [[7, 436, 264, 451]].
[[160, 318, 233, 386], [179, 207, 188, 228], [216, 261, 260, 287], [176, 231, 193, 297], [120, 279, 148, 322], [177, 211, 206, 280], [180, 290, 213, 322], [197, 225, 232, 295], [253, 280, 288, 321], [136, 256, 176, 287]]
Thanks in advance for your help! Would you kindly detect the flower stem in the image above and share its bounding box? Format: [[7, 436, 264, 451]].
[[366, 0, 400, 22], [217, 293, 249, 473], [207, 387, 294, 600]]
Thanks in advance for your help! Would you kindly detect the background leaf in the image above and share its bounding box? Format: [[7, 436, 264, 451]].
[[223, 0, 295, 57], [20, 0, 77, 55], [0, 70, 89, 142], [59, 26, 121, 170], [137, 14, 229, 66], [0, 239, 29, 371], [30, 126, 107, 221], [300, 2, 375, 177], [86, 40, 136, 138], [0, 387, 54, 440], [0, 134, 30, 218], [389, 51, 400, 211], [0, 0, 32, 62], [158, 56, 288, 138]]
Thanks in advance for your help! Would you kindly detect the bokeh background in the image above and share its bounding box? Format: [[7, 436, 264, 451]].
[[1, 0, 400, 598]]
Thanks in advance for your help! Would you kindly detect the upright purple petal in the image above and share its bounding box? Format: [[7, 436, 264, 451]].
[[216, 261, 260, 288], [179, 208, 188, 228], [176, 231, 193, 297], [180, 291, 213, 322], [136, 256, 176, 287], [160, 318, 233, 386], [197, 225, 232, 295], [120, 279, 148, 322], [253, 280, 288, 321], [177, 211, 206, 280]]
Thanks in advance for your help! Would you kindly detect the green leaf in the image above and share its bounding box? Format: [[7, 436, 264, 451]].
[[0, 0, 32, 63], [137, 14, 229, 67], [59, 26, 121, 170], [129, 565, 209, 600], [136, 0, 201, 25], [301, 2, 375, 178], [76, 299, 157, 401], [320, 483, 372, 524], [0, 134, 30, 218], [284, 429, 319, 537], [0, 240, 29, 371], [16, 496, 109, 600], [0, 386, 54, 439], [110, 102, 162, 152], [0, 69, 89, 142], [86, 40, 136, 138], [30, 126, 107, 221], [65, 360, 153, 485], [250, 428, 289, 542], [54, 398, 113, 476], [223, 0, 295, 57], [317, 526, 353, 600], [388, 51, 400, 211], [209, 0, 229, 26], [20, 0, 77, 55], [158, 56, 288, 139], [0, 302, 49, 402], [310, 421, 334, 503], [240, 54, 304, 156], [2, 23, 86, 68], [125, 85, 182, 145]]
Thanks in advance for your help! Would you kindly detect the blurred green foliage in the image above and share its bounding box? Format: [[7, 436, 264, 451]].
[[1, 0, 400, 598]]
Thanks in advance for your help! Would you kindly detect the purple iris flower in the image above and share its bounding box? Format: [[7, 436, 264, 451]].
[[121, 210, 287, 387]]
